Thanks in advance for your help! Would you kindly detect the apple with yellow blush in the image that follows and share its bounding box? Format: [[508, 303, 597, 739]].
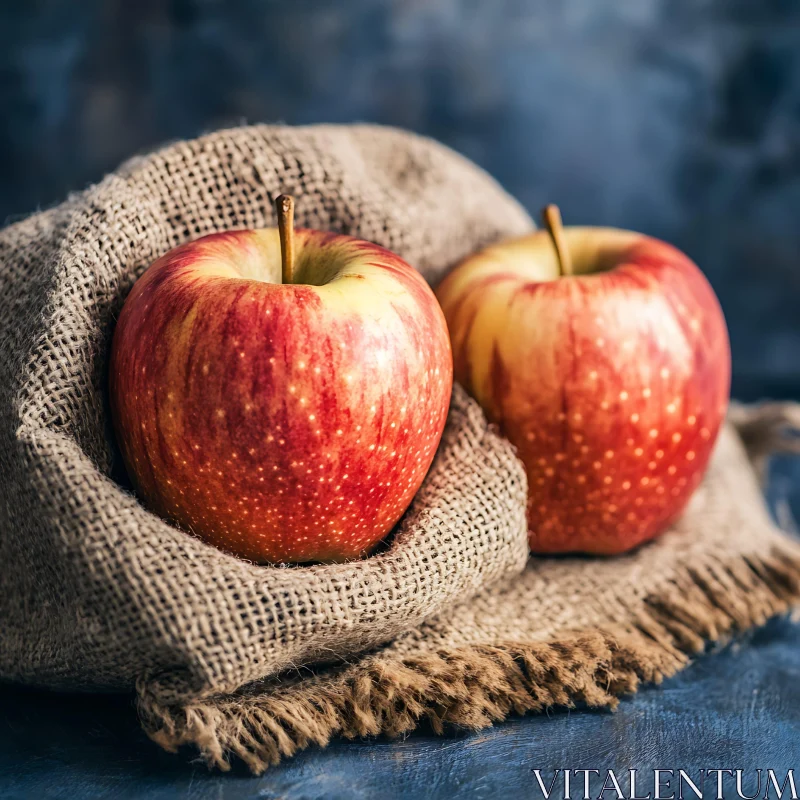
[[110, 196, 453, 564], [436, 205, 730, 555]]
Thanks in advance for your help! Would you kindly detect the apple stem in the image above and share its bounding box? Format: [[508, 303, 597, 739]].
[[276, 194, 295, 284], [542, 204, 573, 277]]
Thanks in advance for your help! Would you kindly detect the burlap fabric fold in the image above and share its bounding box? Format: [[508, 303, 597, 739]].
[[2, 125, 800, 774], [0, 125, 532, 696], [139, 413, 800, 773]]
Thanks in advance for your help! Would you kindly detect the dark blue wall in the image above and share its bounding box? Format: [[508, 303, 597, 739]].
[[2, 0, 799, 397]]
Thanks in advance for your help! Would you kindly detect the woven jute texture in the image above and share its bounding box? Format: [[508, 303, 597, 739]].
[[2, 125, 800, 775], [138, 414, 800, 774], [0, 125, 532, 697]]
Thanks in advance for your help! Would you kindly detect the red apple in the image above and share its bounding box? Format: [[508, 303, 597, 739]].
[[436, 205, 730, 555], [109, 196, 453, 564]]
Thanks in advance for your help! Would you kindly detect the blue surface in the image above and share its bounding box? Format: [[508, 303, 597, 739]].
[[1, 618, 799, 799], [1, 455, 799, 799]]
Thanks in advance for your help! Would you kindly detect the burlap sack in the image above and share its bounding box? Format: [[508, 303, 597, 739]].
[[2, 125, 800, 774], [0, 125, 533, 696], [137, 414, 800, 773]]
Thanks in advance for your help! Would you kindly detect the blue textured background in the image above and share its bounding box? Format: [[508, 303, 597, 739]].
[[2, 0, 799, 396], [2, 3, 800, 795]]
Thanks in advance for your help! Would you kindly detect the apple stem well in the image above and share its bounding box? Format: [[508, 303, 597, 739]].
[[276, 193, 296, 284], [542, 204, 574, 277]]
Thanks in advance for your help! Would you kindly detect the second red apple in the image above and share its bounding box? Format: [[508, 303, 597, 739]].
[[436, 206, 730, 555]]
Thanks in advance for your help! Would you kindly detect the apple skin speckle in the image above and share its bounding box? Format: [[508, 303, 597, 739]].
[[110, 228, 453, 564], [437, 227, 731, 555]]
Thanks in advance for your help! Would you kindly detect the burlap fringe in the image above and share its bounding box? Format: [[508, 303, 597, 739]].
[[137, 403, 800, 774]]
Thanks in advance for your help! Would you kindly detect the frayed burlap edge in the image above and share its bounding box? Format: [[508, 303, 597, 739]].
[[137, 404, 800, 774]]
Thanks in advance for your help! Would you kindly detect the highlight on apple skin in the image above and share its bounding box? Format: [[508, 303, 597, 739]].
[[436, 210, 731, 555], [109, 206, 453, 564]]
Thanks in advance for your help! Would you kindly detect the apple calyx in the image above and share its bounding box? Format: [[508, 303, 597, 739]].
[[276, 193, 296, 284], [542, 204, 574, 277]]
